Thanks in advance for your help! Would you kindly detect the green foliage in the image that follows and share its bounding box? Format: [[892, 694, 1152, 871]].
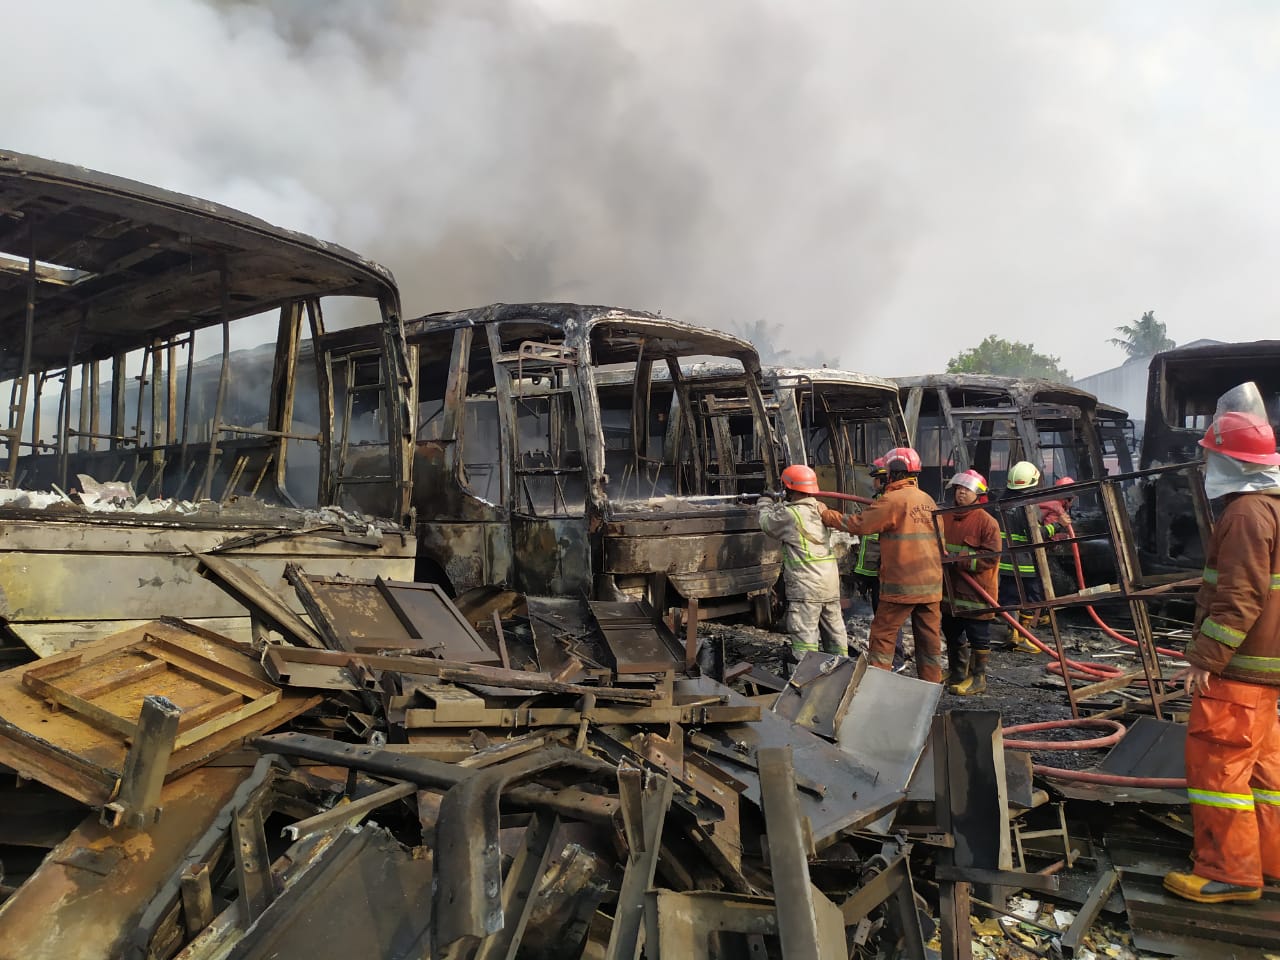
[[1109, 310, 1175, 360], [946, 335, 1070, 381]]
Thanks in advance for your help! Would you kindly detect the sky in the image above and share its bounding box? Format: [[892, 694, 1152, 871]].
[[5, 0, 1280, 381]]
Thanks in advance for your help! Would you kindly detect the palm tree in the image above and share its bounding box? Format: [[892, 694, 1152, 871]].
[[1109, 310, 1175, 361]]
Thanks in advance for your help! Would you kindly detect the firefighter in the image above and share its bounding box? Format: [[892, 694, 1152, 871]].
[[758, 464, 850, 658], [820, 447, 943, 682], [1163, 383, 1280, 905], [851, 457, 908, 670], [941, 469, 1002, 695], [1038, 476, 1075, 539], [995, 460, 1059, 652], [851, 456, 888, 606]]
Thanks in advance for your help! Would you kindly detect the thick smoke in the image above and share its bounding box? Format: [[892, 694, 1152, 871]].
[[5, 1, 1280, 379]]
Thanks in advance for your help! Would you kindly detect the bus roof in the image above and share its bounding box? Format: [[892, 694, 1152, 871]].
[[0, 148, 397, 378], [892, 373, 1098, 408]]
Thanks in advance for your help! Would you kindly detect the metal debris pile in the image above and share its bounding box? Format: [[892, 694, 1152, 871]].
[[0, 555, 1030, 959], [0, 557, 1276, 959]]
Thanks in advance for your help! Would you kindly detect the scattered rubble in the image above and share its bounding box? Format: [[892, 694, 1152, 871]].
[[1, 566, 1275, 960]]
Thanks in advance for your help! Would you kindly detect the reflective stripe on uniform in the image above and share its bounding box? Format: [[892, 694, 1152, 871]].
[[1187, 788, 1255, 810], [881, 531, 936, 541], [783, 554, 836, 566], [881, 579, 943, 595], [854, 534, 879, 577], [784, 507, 837, 566], [1227, 654, 1280, 674], [999, 532, 1036, 574], [946, 542, 981, 573], [1254, 788, 1280, 806], [952, 597, 989, 611], [1202, 617, 1247, 648], [1201, 568, 1280, 588]]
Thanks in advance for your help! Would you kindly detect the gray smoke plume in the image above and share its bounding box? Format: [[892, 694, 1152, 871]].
[[5, 1, 1280, 380]]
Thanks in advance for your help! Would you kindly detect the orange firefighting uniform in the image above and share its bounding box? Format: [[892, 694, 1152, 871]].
[[823, 477, 943, 681], [1184, 491, 1280, 888], [941, 506, 1002, 623]]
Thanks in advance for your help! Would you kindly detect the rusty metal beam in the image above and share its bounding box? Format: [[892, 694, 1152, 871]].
[[473, 812, 560, 960], [232, 802, 274, 924], [604, 766, 675, 960], [1061, 868, 1118, 958], [758, 746, 823, 960], [433, 748, 611, 953], [837, 844, 926, 958], [104, 694, 181, 830], [281, 779, 417, 841]]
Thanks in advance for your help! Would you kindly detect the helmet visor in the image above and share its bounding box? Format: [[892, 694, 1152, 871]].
[[1215, 381, 1268, 421]]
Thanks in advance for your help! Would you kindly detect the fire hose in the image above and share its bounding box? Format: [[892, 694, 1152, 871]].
[[814, 489, 1113, 678], [1002, 717, 1188, 788], [812, 490, 1187, 785], [813, 490, 874, 506], [1060, 517, 1184, 660], [952, 553, 1191, 786], [954, 568, 1119, 680], [815, 490, 1163, 681]]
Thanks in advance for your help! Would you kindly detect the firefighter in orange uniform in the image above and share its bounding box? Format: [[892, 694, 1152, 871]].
[[940, 469, 1002, 695], [821, 447, 943, 682], [1164, 383, 1280, 904]]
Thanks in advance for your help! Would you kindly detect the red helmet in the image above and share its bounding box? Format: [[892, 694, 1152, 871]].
[[1199, 411, 1280, 466], [883, 447, 922, 474], [1054, 476, 1075, 487], [948, 469, 988, 496], [870, 455, 887, 478], [780, 464, 820, 493]]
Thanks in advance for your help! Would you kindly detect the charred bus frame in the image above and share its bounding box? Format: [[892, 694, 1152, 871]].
[[1137, 340, 1280, 576], [895, 374, 1118, 586], [0, 149, 415, 653], [408, 303, 781, 619]]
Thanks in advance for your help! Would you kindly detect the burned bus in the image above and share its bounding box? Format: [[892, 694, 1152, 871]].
[[767, 367, 908, 498], [894, 374, 1113, 496], [0, 149, 415, 655], [1137, 340, 1280, 575], [408, 303, 782, 619], [597, 363, 909, 583], [894, 374, 1120, 584]]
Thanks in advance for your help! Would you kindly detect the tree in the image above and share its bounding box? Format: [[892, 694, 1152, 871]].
[[946, 335, 1070, 382], [1109, 310, 1175, 361]]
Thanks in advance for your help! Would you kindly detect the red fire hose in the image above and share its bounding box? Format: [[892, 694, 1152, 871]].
[[813, 489, 1154, 681], [1002, 718, 1188, 788], [1002, 718, 1126, 751], [1060, 517, 1184, 660], [814, 490, 874, 506], [955, 569, 1120, 680], [816, 489, 1189, 786]]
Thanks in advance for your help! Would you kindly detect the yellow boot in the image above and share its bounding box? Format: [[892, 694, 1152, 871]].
[[949, 650, 988, 695], [1008, 614, 1040, 654], [943, 643, 969, 687], [1163, 871, 1261, 904]]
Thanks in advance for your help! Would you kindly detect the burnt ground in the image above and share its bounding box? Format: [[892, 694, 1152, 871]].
[[704, 602, 1192, 772]]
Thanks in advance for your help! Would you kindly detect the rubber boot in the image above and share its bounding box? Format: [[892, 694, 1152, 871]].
[[950, 649, 988, 695], [1163, 871, 1261, 904], [944, 643, 969, 687], [1008, 613, 1040, 654]]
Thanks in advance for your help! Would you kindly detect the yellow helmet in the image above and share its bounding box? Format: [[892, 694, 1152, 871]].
[[1007, 461, 1041, 489]]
